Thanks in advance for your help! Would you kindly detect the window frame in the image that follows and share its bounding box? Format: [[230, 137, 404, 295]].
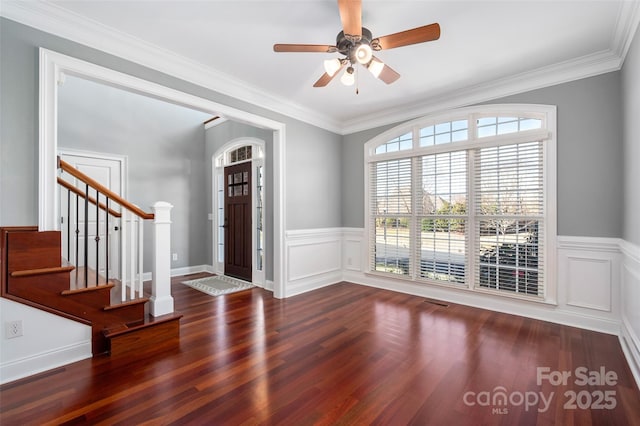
[[364, 104, 557, 304]]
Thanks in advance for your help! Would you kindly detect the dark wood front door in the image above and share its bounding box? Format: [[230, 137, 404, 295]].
[[224, 162, 252, 282]]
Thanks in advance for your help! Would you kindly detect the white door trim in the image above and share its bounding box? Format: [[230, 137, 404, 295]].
[[212, 138, 267, 288], [39, 48, 287, 298], [58, 148, 128, 198]]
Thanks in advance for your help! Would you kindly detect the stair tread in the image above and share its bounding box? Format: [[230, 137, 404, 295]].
[[11, 264, 75, 278], [61, 282, 115, 295], [103, 297, 149, 311], [103, 313, 182, 338]]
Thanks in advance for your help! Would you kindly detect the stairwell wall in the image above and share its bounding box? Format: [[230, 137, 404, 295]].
[[57, 75, 211, 271], [0, 298, 92, 384]]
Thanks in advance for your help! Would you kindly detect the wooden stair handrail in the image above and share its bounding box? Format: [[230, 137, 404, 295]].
[[58, 158, 154, 220], [57, 177, 122, 218]]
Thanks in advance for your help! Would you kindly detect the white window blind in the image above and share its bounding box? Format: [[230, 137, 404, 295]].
[[474, 141, 544, 296], [370, 159, 412, 275], [416, 151, 468, 284]]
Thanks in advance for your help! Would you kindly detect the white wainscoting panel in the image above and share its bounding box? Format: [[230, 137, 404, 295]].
[[285, 228, 343, 297], [620, 240, 640, 389], [557, 236, 621, 324], [342, 228, 365, 272], [565, 257, 612, 311]]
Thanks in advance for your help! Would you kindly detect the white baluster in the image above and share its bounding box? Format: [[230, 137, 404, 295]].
[[138, 217, 144, 298], [130, 213, 135, 300], [121, 210, 128, 302]]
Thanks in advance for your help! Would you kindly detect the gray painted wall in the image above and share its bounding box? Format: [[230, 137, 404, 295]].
[[622, 26, 640, 246], [342, 123, 399, 228], [58, 76, 210, 270], [0, 16, 630, 240], [286, 121, 343, 230], [0, 18, 342, 232], [205, 121, 274, 280], [342, 72, 625, 238]]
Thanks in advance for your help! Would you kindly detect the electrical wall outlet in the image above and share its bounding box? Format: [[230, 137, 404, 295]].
[[172, 253, 178, 261], [6, 320, 23, 339]]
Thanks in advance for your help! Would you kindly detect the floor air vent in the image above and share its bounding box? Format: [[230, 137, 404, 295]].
[[423, 299, 449, 308]]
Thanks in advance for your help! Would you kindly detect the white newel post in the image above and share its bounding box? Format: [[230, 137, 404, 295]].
[[150, 201, 174, 316]]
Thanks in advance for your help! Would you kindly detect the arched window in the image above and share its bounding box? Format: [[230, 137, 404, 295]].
[[365, 105, 556, 302]]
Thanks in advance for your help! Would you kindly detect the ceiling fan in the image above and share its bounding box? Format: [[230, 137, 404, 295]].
[[273, 0, 440, 88]]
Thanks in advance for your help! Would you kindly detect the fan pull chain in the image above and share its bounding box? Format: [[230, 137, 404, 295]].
[[355, 64, 359, 95]]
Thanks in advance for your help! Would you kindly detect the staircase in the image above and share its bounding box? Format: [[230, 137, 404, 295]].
[[1, 157, 180, 358], [1, 226, 181, 356]]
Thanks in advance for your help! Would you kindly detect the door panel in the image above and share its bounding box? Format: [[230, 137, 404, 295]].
[[224, 162, 252, 282], [59, 153, 122, 280]]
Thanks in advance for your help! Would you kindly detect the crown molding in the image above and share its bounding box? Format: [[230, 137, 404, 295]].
[[342, 0, 640, 134], [0, 0, 343, 134], [2, 0, 638, 136], [342, 1, 640, 134], [341, 48, 624, 134], [613, 0, 640, 61]]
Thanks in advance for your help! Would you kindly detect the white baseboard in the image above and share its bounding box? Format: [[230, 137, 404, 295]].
[[342, 231, 623, 335], [344, 270, 621, 334], [265, 280, 274, 292], [620, 240, 640, 390], [0, 341, 91, 385], [621, 317, 640, 390], [285, 271, 342, 298], [142, 264, 213, 281]]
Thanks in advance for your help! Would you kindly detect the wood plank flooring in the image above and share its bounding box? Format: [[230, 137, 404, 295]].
[[1, 275, 639, 425]]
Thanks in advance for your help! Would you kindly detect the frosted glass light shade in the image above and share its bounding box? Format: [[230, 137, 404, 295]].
[[323, 58, 342, 77], [341, 68, 355, 86], [355, 44, 373, 65]]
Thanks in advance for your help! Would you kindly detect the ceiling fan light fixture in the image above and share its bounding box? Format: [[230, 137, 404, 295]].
[[323, 58, 342, 77], [354, 43, 373, 64], [341, 66, 355, 86], [367, 57, 385, 78]]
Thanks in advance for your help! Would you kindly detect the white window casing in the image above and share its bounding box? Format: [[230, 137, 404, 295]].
[[364, 104, 557, 304]]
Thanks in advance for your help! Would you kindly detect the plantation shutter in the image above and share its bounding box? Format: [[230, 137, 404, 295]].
[[415, 150, 468, 284], [370, 158, 413, 275], [474, 141, 545, 297]]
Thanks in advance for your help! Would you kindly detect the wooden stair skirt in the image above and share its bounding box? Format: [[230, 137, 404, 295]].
[[103, 313, 183, 357], [1, 227, 182, 356]]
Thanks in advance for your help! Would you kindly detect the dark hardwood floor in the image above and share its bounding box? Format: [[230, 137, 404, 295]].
[[1, 274, 639, 425]]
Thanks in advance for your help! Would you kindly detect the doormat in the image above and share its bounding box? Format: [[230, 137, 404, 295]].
[[181, 275, 254, 297]]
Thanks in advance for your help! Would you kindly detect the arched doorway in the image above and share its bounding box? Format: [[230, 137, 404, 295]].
[[213, 139, 266, 287]]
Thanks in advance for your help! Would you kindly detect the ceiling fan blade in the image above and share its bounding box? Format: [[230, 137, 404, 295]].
[[273, 44, 335, 53], [375, 23, 441, 50], [313, 64, 346, 87], [377, 62, 401, 85], [337, 0, 362, 38]]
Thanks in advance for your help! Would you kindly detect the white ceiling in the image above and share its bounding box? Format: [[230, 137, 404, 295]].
[[2, 1, 639, 133]]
